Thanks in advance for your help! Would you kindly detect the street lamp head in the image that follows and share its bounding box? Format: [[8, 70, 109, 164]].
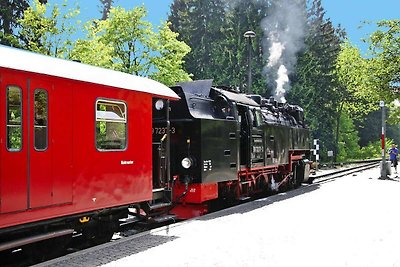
[[244, 30, 256, 38]]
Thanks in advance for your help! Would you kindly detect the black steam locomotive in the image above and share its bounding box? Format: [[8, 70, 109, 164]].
[[152, 80, 311, 219]]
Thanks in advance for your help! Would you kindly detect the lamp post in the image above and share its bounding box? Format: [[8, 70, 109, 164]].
[[244, 30, 256, 94]]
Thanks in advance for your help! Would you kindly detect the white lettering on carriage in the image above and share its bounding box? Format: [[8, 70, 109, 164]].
[[121, 160, 134, 165]]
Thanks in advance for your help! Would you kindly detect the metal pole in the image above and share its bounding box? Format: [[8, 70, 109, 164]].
[[247, 38, 252, 94], [380, 101, 387, 179], [243, 30, 255, 94]]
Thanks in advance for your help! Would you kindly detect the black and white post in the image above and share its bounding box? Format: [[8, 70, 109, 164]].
[[313, 139, 319, 171]]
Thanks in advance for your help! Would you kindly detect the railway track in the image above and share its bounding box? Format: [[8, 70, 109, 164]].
[[2, 160, 382, 267], [311, 159, 381, 184]]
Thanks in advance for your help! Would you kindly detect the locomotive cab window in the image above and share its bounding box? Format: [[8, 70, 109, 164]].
[[253, 109, 264, 127], [96, 99, 127, 151], [34, 89, 48, 151], [6, 86, 22, 151]]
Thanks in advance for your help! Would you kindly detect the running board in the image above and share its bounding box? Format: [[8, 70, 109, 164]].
[[0, 229, 74, 252]]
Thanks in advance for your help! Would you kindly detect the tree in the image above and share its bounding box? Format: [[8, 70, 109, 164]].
[[0, 0, 48, 46], [288, 0, 344, 161], [70, 22, 116, 68], [149, 22, 192, 86], [169, 0, 275, 93], [336, 113, 361, 161], [366, 19, 400, 123], [357, 110, 400, 148], [333, 42, 383, 161], [169, 0, 228, 84], [99, 0, 114, 20], [218, 0, 271, 93], [336, 42, 380, 118], [18, 0, 79, 57], [72, 6, 191, 85], [0, 0, 28, 45], [368, 20, 400, 89]]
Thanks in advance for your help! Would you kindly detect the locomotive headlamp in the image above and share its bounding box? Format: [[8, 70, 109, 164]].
[[181, 157, 193, 169], [155, 99, 165, 110]]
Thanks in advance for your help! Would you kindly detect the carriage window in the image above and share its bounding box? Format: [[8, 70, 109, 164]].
[[7, 86, 22, 151], [34, 89, 48, 151], [96, 99, 127, 151]]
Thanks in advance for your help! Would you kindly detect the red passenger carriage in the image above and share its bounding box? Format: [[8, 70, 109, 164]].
[[0, 45, 178, 252]]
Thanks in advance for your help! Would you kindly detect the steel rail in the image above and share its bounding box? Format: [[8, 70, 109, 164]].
[[312, 160, 381, 184]]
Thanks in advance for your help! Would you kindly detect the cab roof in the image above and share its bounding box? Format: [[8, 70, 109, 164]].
[[0, 45, 179, 100]]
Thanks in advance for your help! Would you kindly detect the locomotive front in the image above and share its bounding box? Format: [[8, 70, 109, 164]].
[[152, 80, 241, 218]]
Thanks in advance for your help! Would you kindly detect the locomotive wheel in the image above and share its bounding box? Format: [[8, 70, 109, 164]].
[[82, 220, 117, 246]]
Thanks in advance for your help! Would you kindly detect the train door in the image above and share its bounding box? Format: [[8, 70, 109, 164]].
[[29, 79, 53, 208], [250, 108, 265, 167], [0, 72, 29, 213], [238, 105, 251, 167]]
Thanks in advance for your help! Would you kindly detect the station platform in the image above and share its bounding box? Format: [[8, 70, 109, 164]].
[[37, 166, 400, 267]]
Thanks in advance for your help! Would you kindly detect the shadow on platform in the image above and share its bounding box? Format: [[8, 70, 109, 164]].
[[199, 183, 322, 222], [379, 176, 400, 182]]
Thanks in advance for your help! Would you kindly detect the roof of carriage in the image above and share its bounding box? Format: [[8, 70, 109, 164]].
[[0, 45, 179, 100]]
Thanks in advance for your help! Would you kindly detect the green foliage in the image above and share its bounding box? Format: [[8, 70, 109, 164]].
[[358, 139, 394, 160], [358, 141, 382, 159], [336, 113, 361, 161], [72, 6, 191, 84], [365, 19, 400, 123], [18, 0, 79, 57], [93, 6, 157, 75], [0, 0, 29, 46], [219, 0, 270, 93], [368, 19, 400, 87], [168, 0, 269, 93], [70, 22, 116, 68], [335, 42, 380, 118], [149, 22, 192, 86]]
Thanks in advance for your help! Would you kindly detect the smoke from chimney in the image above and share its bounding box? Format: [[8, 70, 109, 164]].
[[262, 0, 306, 103]]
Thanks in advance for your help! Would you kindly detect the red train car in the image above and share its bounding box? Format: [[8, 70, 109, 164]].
[[0, 45, 178, 252]]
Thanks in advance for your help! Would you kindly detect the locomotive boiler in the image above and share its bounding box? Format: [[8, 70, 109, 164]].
[[153, 80, 312, 219]]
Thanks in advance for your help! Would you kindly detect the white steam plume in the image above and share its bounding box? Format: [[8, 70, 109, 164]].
[[262, 0, 306, 103], [276, 65, 289, 102], [267, 40, 285, 67]]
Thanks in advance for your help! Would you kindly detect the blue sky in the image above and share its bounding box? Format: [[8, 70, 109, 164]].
[[59, 0, 399, 53], [322, 0, 400, 52]]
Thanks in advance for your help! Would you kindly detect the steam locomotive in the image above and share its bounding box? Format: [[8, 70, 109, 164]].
[[152, 80, 312, 219], [0, 46, 311, 259]]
